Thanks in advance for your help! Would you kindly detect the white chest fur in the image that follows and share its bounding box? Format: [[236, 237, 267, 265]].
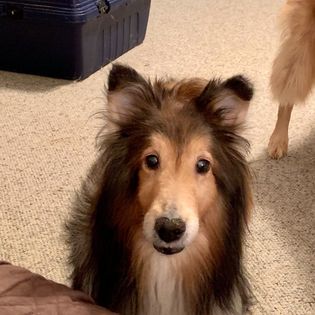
[[136, 252, 244, 315], [138, 253, 188, 315]]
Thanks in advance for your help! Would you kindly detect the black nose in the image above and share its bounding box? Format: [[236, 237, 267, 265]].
[[154, 217, 186, 243]]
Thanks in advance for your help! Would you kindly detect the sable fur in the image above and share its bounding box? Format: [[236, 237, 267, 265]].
[[66, 64, 254, 315]]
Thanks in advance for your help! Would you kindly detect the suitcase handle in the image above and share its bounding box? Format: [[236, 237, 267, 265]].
[[97, 0, 111, 14]]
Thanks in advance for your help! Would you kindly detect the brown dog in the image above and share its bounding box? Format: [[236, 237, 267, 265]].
[[66, 64, 254, 315], [268, 0, 315, 159]]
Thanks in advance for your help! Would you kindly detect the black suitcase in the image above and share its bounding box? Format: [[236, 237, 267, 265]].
[[0, 0, 151, 80]]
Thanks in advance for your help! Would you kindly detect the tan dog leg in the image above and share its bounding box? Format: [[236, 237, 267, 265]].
[[267, 1, 315, 159], [268, 104, 293, 159]]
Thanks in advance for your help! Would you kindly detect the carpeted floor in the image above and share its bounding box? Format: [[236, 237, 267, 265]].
[[0, 0, 314, 314]]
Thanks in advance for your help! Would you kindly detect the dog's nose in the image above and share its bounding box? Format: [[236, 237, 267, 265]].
[[154, 217, 186, 243]]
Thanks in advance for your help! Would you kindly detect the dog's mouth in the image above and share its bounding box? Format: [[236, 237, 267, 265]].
[[153, 244, 184, 255]]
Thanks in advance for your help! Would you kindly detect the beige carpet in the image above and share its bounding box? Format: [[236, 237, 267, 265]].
[[0, 0, 314, 314]]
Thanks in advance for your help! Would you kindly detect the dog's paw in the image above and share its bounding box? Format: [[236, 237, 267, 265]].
[[268, 131, 288, 159]]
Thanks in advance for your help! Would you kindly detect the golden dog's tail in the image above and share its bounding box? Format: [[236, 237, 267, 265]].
[[270, 0, 315, 105]]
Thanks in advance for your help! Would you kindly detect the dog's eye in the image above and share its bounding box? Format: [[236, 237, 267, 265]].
[[196, 159, 211, 174], [145, 154, 159, 170]]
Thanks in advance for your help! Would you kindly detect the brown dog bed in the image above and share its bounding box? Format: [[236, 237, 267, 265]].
[[0, 261, 117, 315]]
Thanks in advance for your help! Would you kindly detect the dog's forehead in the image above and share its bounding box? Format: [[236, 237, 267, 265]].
[[144, 84, 214, 157], [148, 132, 212, 159]]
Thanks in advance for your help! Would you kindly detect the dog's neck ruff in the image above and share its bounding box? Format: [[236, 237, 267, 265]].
[[136, 252, 244, 315]]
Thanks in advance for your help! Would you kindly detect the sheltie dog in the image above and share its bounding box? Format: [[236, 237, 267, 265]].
[[66, 64, 254, 315], [268, 0, 315, 159]]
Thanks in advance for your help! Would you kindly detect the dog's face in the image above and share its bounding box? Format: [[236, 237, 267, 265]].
[[139, 133, 217, 255], [104, 64, 253, 257]]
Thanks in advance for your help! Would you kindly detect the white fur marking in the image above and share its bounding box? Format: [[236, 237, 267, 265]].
[[139, 253, 188, 315], [183, 214, 199, 246]]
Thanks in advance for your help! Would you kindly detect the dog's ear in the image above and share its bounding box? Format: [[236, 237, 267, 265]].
[[106, 64, 150, 128], [107, 63, 147, 91], [196, 75, 253, 127]]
